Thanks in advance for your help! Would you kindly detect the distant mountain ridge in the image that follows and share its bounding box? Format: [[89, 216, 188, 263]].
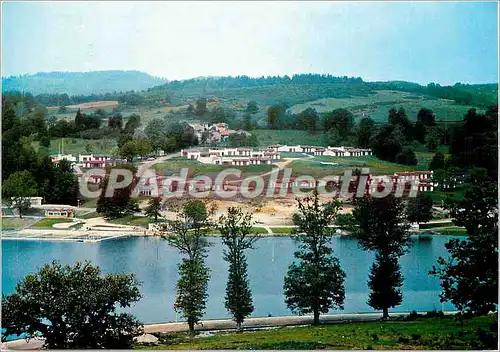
[[2, 70, 167, 95]]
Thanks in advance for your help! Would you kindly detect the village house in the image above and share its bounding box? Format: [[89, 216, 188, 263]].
[[78, 154, 112, 168], [50, 154, 77, 164], [268, 145, 371, 157]]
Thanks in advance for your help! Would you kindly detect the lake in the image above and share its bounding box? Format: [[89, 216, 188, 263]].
[[2, 235, 456, 324]]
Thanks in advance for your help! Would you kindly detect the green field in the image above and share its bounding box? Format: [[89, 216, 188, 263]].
[[30, 218, 74, 229], [288, 156, 419, 178], [425, 188, 465, 204], [289, 90, 483, 123], [43, 138, 117, 156], [289, 90, 419, 114], [153, 157, 275, 177], [136, 314, 497, 350], [253, 129, 328, 147]]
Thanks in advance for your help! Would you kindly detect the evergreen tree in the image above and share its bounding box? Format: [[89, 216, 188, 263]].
[[174, 257, 210, 335], [74, 108, 85, 130], [161, 200, 214, 336], [367, 254, 403, 315], [218, 207, 259, 331], [351, 194, 411, 319], [283, 191, 346, 324]]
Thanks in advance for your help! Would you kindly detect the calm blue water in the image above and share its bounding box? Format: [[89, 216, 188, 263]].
[[2, 235, 455, 324]]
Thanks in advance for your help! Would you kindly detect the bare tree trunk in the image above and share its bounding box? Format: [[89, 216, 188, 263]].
[[236, 321, 242, 332]]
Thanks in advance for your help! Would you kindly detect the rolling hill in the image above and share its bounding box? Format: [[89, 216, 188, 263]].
[[2, 70, 167, 95]]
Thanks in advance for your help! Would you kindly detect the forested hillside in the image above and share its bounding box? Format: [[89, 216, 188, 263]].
[[2, 70, 166, 96]]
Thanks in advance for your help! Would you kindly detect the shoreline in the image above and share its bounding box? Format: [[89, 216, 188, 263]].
[[142, 311, 460, 334], [0, 229, 466, 242], [2, 311, 461, 349]]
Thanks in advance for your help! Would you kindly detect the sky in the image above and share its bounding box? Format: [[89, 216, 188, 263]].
[[1, 1, 498, 85]]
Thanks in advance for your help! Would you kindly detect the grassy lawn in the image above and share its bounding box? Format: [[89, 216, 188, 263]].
[[270, 227, 295, 234], [153, 158, 275, 177], [76, 211, 100, 219], [80, 198, 98, 208], [30, 218, 74, 229], [289, 156, 418, 178], [1, 217, 34, 230], [252, 129, 328, 147], [108, 215, 152, 228], [46, 138, 117, 156], [137, 314, 497, 350], [425, 188, 465, 205]]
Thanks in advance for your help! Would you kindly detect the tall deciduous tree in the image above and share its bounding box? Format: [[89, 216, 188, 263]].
[[283, 191, 346, 325], [1, 261, 143, 348], [417, 108, 436, 126], [218, 207, 259, 331], [356, 117, 375, 149], [430, 168, 498, 316], [2, 170, 37, 218], [161, 200, 214, 336], [324, 108, 354, 138], [245, 100, 258, 114], [124, 113, 141, 133], [144, 197, 162, 222], [96, 165, 139, 219], [351, 194, 411, 319], [406, 192, 433, 223]]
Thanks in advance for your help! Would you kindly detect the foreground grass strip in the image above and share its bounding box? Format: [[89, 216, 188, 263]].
[[136, 314, 497, 350]]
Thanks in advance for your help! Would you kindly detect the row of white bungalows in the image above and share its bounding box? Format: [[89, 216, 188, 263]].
[[324, 146, 372, 157], [269, 145, 325, 155], [181, 148, 280, 165]]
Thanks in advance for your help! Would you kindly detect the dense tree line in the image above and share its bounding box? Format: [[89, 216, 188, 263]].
[[2, 96, 79, 209]]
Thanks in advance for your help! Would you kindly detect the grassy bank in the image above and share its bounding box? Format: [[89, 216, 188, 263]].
[[108, 215, 152, 228], [137, 314, 497, 350], [30, 218, 74, 229]]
